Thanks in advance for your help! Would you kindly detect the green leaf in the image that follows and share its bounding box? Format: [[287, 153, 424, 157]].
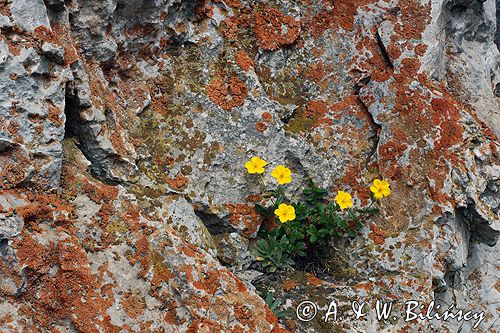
[[348, 210, 358, 221], [357, 208, 380, 214], [306, 225, 317, 235], [265, 291, 273, 305], [295, 242, 306, 250], [272, 298, 281, 309], [355, 220, 363, 230], [255, 203, 272, 217], [318, 228, 329, 237], [274, 309, 293, 319], [310, 234, 317, 243]]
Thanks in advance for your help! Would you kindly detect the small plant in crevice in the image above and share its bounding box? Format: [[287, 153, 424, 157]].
[[263, 290, 293, 319], [246, 156, 391, 273]]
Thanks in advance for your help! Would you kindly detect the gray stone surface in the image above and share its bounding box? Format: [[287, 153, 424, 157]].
[[0, 0, 498, 332]]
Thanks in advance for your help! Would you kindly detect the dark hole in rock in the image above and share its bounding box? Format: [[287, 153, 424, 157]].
[[0, 238, 9, 256], [194, 209, 237, 235], [457, 205, 499, 247]]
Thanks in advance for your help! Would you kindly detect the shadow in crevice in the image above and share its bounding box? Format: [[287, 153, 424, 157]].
[[457, 204, 499, 247]]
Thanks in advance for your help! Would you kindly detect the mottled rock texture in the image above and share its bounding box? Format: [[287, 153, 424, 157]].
[[0, 0, 499, 332]]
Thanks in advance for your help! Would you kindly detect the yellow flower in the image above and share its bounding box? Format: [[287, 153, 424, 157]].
[[245, 156, 267, 174], [370, 179, 391, 199], [274, 203, 296, 223], [335, 191, 353, 210], [271, 165, 292, 185]]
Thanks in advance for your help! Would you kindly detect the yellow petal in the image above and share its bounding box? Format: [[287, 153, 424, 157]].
[[280, 176, 291, 185], [271, 165, 281, 175], [370, 185, 379, 193], [374, 192, 383, 199], [381, 188, 391, 196], [373, 179, 382, 187]]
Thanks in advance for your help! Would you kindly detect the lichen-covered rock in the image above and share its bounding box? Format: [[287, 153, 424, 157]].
[[0, 0, 498, 332], [215, 232, 254, 269]]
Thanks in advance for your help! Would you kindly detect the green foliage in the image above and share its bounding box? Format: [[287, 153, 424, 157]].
[[255, 235, 295, 272], [253, 180, 380, 272], [264, 290, 293, 319]]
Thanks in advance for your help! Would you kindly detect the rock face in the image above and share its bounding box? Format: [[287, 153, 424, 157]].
[[0, 0, 498, 332]]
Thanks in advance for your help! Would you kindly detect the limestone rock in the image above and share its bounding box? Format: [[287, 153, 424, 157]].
[[0, 0, 498, 332]]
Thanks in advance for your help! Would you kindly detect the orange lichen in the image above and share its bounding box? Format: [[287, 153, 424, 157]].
[[122, 291, 146, 319], [254, 6, 300, 50], [393, 0, 431, 40], [261, 112, 273, 123], [193, 271, 222, 294], [36, 24, 79, 65], [415, 43, 428, 56], [234, 276, 248, 292], [226, 203, 263, 238], [368, 223, 387, 245], [306, 274, 323, 286], [181, 244, 199, 258], [304, 100, 329, 119], [354, 282, 373, 292], [221, 11, 253, 40], [166, 174, 189, 190], [12, 232, 53, 272], [305, 0, 376, 36], [430, 98, 463, 151], [134, 236, 151, 277], [82, 181, 119, 203], [7, 120, 19, 135], [186, 318, 222, 333], [255, 121, 267, 132], [283, 279, 298, 291], [305, 62, 326, 83], [399, 57, 421, 77], [386, 43, 402, 61], [206, 76, 248, 110], [234, 50, 253, 71], [48, 103, 64, 127], [16, 202, 52, 230], [245, 194, 262, 203]]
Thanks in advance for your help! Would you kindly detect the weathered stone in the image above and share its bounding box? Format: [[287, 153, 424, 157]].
[[10, 0, 50, 31], [41, 42, 65, 64], [215, 232, 253, 269], [0, 0, 498, 332]]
